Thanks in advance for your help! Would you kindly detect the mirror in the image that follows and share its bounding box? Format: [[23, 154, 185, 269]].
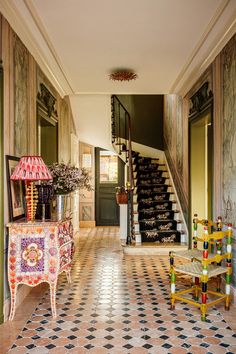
[[37, 83, 58, 164]]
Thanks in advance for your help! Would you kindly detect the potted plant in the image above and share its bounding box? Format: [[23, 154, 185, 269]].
[[116, 186, 128, 204]]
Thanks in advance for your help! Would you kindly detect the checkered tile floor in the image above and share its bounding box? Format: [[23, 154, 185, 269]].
[[7, 227, 236, 353]]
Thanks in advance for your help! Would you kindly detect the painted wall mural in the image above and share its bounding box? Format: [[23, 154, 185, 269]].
[[164, 94, 188, 221], [2, 18, 78, 313], [222, 35, 236, 228], [176, 95, 183, 179], [13, 34, 28, 156]]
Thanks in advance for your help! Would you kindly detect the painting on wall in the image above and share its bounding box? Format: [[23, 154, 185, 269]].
[[164, 94, 188, 221], [59, 100, 70, 163], [6, 155, 25, 221], [222, 35, 236, 227], [13, 34, 28, 156]]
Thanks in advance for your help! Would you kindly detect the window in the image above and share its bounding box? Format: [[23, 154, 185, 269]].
[[99, 151, 118, 183]]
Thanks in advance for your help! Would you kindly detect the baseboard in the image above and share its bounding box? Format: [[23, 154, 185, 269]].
[[79, 221, 96, 228], [4, 285, 32, 321]]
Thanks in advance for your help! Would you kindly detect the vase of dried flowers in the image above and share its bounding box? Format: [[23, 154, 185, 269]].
[[47, 162, 92, 220], [51, 194, 69, 221]]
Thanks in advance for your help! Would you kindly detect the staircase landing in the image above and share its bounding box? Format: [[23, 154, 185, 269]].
[[122, 242, 188, 255]]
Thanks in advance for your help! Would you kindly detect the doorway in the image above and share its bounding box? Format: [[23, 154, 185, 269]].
[[190, 110, 213, 236], [95, 148, 124, 226]]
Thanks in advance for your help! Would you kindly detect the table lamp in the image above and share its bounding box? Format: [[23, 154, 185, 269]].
[[10, 156, 52, 221]]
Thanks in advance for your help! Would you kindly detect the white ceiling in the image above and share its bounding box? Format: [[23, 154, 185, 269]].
[[1, 0, 236, 96]]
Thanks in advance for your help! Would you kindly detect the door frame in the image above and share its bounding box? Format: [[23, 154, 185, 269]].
[[188, 83, 213, 247], [95, 147, 124, 226]]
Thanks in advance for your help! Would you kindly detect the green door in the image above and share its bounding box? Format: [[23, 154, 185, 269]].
[[95, 148, 124, 226]]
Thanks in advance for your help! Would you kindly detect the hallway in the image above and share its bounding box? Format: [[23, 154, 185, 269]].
[[1, 227, 236, 353]]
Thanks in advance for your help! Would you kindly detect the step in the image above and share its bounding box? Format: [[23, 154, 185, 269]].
[[138, 209, 175, 221], [122, 242, 188, 255], [139, 219, 177, 232], [141, 230, 181, 243], [136, 183, 171, 189], [138, 177, 167, 185], [138, 200, 176, 210], [137, 192, 174, 200]]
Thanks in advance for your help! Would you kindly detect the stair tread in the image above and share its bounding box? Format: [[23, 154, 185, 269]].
[[140, 242, 186, 247], [137, 191, 174, 195], [139, 219, 176, 222], [141, 229, 180, 233], [138, 208, 174, 213], [139, 199, 176, 203], [136, 184, 171, 187]]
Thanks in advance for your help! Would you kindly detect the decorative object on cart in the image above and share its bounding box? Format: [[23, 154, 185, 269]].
[[6, 155, 25, 221], [35, 184, 53, 221], [48, 162, 92, 220], [10, 156, 52, 221], [116, 186, 128, 204]]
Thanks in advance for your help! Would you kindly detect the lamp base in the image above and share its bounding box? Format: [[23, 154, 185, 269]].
[[25, 181, 38, 221]]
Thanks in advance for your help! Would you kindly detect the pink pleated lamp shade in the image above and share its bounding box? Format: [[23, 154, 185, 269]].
[[10, 156, 52, 181]]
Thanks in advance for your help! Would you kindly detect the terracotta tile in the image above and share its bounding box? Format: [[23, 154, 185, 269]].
[[169, 348, 188, 354], [49, 347, 71, 354], [8, 347, 29, 354]]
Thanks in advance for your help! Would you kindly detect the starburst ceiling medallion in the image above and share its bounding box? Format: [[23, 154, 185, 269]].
[[109, 70, 138, 82]]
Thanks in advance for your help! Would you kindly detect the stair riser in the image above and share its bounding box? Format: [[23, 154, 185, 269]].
[[137, 184, 168, 192], [135, 170, 164, 177], [134, 179, 171, 186], [141, 231, 181, 243], [139, 220, 177, 231], [137, 177, 167, 185], [139, 210, 175, 221], [137, 192, 172, 201], [135, 165, 162, 172], [139, 200, 172, 210]]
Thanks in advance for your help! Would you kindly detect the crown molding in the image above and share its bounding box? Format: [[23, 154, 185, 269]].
[[170, 0, 236, 97], [0, 0, 73, 97]]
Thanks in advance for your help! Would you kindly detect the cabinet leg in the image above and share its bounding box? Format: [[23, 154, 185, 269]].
[[9, 284, 18, 321], [50, 282, 57, 318]]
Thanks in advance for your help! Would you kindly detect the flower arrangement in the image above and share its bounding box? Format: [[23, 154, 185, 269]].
[[47, 162, 92, 195]]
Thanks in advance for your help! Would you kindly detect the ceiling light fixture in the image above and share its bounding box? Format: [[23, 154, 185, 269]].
[[109, 70, 138, 82]]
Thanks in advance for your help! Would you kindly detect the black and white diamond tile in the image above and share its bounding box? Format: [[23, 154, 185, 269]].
[[7, 227, 236, 353]]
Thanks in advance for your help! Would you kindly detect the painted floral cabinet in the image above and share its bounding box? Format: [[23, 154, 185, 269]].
[[7, 220, 73, 320]]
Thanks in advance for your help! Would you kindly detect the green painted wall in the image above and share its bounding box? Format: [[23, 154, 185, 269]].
[[117, 95, 163, 150]]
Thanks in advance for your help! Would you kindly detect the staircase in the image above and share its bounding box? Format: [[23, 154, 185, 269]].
[[132, 152, 181, 244], [111, 95, 187, 253]]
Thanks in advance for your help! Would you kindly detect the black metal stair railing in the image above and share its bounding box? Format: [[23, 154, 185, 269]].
[[111, 95, 135, 244]]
